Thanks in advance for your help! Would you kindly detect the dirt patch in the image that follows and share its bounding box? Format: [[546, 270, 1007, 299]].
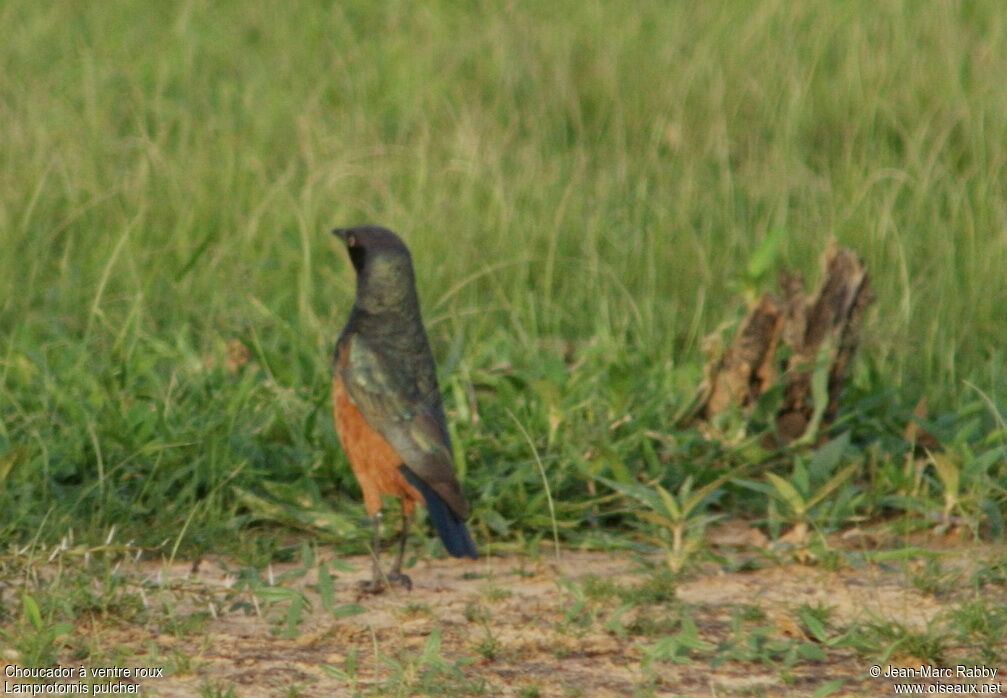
[[6, 532, 1005, 697]]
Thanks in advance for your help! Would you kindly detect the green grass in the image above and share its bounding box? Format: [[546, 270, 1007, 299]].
[[0, 0, 1005, 569]]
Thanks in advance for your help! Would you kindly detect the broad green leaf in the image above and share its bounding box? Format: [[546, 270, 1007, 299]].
[[284, 595, 305, 635], [765, 473, 807, 516], [299, 541, 315, 570], [328, 558, 358, 573], [331, 603, 366, 618], [812, 679, 846, 697], [321, 665, 351, 680], [253, 585, 303, 603], [419, 628, 442, 666], [797, 608, 828, 642], [596, 476, 666, 513], [683, 471, 736, 515], [798, 642, 826, 660], [317, 562, 335, 614], [50, 623, 74, 637], [808, 432, 851, 481], [792, 458, 810, 498], [746, 228, 785, 281], [22, 594, 42, 631], [806, 463, 858, 509], [656, 484, 682, 520], [929, 451, 960, 496], [480, 509, 511, 535], [638, 511, 676, 529], [795, 339, 835, 444]]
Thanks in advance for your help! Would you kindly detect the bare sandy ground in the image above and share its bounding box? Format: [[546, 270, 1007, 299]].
[[36, 526, 1001, 697]]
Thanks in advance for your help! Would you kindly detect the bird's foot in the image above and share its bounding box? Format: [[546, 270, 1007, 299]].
[[356, 572, 412, 597], [356, 579, 386, 596], [387, 571, 412, 591]]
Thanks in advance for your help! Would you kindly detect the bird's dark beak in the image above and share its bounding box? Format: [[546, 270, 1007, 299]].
[[331, 227, 348, 241]]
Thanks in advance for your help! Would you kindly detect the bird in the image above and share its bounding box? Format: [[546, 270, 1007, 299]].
[[330, 225, 477, 593]]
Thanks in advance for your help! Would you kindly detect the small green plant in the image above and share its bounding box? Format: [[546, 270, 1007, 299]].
[[795, 602, 834, 642], [556, 579, 595, 632], [946, 597, 1007, 664], [579, 570, 677, 606], [928, 451, 963, 532], [972, 558, 1007, 588], [909, 558, 959, 597], [736, 604, 767, 623], [375, 629, 487, 696], [839, 620, 945, 664], [639, 614, 714, 666], [462, 602, 503, 662], [321, 648, 360, 694], [481, 585, 512, 602], [164, 648, 195, 676], [163, 609, 212, 637], [713, 621, 824, 668], [10, 593, 74, 666], [463, 603, 491, 624], [738, 433, 859, 546], [629, 568, 679, 605], [599, 472, 733, 573], [625, 612, 681, 638], [198, 680, 237, 698], [580, 574, 621, 601], [473, 624, 502, 662]]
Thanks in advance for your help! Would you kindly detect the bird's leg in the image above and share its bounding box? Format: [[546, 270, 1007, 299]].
[[357, 508, 412, 595], [387, 503, 413, 590], [358, 512, 387, 595]]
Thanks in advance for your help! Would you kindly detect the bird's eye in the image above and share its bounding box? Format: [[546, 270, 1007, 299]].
[[346, 233, 357, 247]]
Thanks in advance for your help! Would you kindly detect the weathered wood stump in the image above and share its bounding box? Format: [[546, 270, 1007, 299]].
[[696, 240, 874, 444]]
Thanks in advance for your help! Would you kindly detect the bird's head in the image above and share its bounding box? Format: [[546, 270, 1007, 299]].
[[332, 225, 417, 313]]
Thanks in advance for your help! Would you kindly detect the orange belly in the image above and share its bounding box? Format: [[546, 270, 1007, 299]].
[[332, 374, 421, 516]]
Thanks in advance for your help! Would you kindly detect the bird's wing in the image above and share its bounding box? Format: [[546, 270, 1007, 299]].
[[336, 333, 470, 518]]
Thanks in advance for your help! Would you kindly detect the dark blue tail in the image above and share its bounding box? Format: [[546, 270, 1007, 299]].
[[400, 466, 478, 559]]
